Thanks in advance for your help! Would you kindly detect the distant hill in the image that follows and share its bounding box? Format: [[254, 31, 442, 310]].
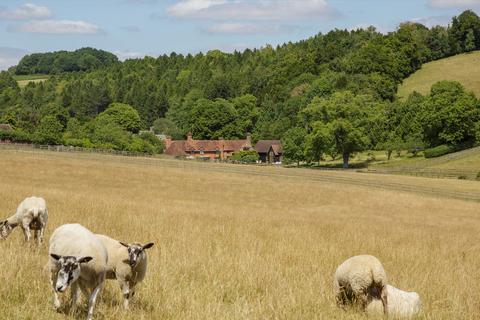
[[398, 51, 480, 99], [14, 47, 118, 75]]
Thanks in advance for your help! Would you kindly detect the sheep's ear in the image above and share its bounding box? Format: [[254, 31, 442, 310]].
[[143, 243, 154, 250], [50, 254, 61, 261], [78, 256, 93, 264], [119, 242, 129, 248]]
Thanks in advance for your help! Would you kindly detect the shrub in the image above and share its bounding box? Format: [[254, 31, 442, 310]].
[[35, 115, 64, 145], [230, 150, 259, 163], [476, 172, 480, 181], [424, 145, 455, 158], [0, 129, 32, 143], [139, 132, 164, 154]]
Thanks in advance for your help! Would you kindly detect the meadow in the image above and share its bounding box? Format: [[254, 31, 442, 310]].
[[397, 51, 480, 99], [0, 149, 479, 319]]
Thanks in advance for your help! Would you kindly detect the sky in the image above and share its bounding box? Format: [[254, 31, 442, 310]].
[[0, 0, 480, 70]]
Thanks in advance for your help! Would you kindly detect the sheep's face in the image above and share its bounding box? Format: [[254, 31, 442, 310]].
[[50, 254, 93, 292], [120, 242, 154, 267], [0, 221, 13, 240]]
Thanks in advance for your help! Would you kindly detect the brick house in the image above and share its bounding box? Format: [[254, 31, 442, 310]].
[[164, 132, 253, 160], [254, 140, 283, 164]]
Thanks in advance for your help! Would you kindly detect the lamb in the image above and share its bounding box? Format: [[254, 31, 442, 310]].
[[47, 224, 107, 320], [95, 233, 154, 309], [0, 196, 48, 245], [333, 255, 388, 313], [367, 285, 421, 318]]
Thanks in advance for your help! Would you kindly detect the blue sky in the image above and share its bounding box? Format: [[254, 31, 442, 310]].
[[0, 0, 479, 70]]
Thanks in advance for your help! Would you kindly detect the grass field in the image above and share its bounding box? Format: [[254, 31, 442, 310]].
[[397, 51, 480, 99], [0, 150, 479, 319], [13, 74, 50, 88]]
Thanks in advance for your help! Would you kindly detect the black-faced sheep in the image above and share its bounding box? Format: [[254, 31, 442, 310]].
[[48, 224, 107, 320], [333, 254, 388, 313], [95, 233, 154, 309], [0, 196, 48, 245]]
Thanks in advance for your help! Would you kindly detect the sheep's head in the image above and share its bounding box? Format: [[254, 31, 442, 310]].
[[120, 242, 154, 267], [0, 220, 14, 240], [50, 254, 93, 292]]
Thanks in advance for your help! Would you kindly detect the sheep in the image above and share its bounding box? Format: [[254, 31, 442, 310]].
[[47, 224, 107, 320], [366, 285, 421, 318], [333, 255, 388, 313], [95, 233, 154, 309], [0, 196, 48, 245]]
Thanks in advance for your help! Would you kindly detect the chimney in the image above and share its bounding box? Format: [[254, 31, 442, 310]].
[[187, 132, 193, 142], [219, 137, 225, 160]]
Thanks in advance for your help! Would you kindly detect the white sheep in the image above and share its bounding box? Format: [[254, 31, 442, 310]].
[[0, 196, 48, 245], [367, 285, 421, 318], [333, 255, 388, 313], [47, 224, 107, 320], [95, 233, 154, 309]]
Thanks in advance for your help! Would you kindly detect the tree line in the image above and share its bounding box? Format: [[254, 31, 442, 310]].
[[1, 10, 480, 162]]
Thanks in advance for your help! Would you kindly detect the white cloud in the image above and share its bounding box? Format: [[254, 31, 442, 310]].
[[114, 50, 147, 61], [0, 47, 28, 71], [411, 15, 452, 27], [12, 20, 102, 34], [205, 23, 299, 34], [0, 3, 51, 20], [428, 0, 480, 8], [167, 0, 336, 21]]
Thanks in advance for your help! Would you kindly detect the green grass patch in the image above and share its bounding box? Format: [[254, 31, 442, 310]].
[[398, 51, 480, 99]]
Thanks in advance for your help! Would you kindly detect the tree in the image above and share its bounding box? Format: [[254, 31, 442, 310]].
[[304, 122, 332, 164], [421, 81, 480, 147], [188, 98, 237, 139], [35, 115, 63, 145], [330, 119, 369, 168], [152, 118, 183, 139], [282, 127, 307, 165], [97, 103, 141, 133], [465, 29, 476, 52]]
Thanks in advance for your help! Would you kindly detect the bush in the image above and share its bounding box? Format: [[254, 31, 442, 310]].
[[476, 172, 480, 181], [424, 145, 455, 158], [230, 150, 259, 163], [139, 132, 164, 154], [0, 129, 32, 143]]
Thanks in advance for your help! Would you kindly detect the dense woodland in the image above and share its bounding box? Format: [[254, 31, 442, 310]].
[[1, 10, 480, 165]]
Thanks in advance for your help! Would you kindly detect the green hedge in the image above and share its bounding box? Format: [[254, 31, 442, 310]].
[[424, 144, 455, 158], [0, 129, 32, 143]]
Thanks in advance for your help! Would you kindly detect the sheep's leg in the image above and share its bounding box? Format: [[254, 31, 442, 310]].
[[36, 225, 45, 246], [70, 282, 79, 314], [50, 270, 61, 310], [120, 281, 131, 310], [87, 283, 103, 320], [380, 286, 388, 314], [21, 219, 32, 243]]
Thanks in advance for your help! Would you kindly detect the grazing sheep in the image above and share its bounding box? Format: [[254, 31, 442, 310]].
[[48, 224, 107, 320], [367, 285, 421, 318], [333, 255, 388, 313], [95, 234, 154, 309], [0, 196, 48, 245]]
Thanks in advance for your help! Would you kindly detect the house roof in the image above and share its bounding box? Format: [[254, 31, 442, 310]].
[[255, 140, 283, 154], [165, 138, 252, 156], [0, 124, 13, 131]]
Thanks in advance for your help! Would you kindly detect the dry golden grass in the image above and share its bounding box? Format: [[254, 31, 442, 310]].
[[398, 51, 480, 99], [0, 150, 479, 320]]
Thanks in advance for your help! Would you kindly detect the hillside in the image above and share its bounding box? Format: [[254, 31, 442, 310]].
[[398, 51, 480, 99], [13, 74, 49, 88]]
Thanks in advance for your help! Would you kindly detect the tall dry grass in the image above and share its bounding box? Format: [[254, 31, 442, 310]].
[[0, 150, 479, 319]]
